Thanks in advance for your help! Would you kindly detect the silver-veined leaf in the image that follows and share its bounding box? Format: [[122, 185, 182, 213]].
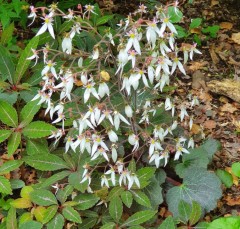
[[30, 189, 58, 206], [0, 100, 18, 127]]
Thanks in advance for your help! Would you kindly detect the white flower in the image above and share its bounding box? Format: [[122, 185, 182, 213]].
[[125, 29, 142, 54], [42, 60, 58, 79], [116, 160, 124, 174], [108, 130, 118, 143], [149, 139, 163, 156], [153, 126, 167, 141], [52, 113, 65, 130], [125, 105, 133, 118], [191, 96, 199, 107], [159, 16, 177, 35], [160, 41, 171, 56], [129, 72, 141, 90], [28, 6, 37, 26], [92, 135, 109, 156], [174, 144, 190, 160], [180, 105, 188, 121], [168, 33, 175, 50], [111, 146, 118, 163], [91, 46, 99, 60], [65, 136, 75, 153], [91, 147, 109, 162], [62, 36, 72, 54], [70, 23, 81, 39], [156, 56, 172, 76], [78, 116, 94, 134], [84, 106, 97, 127], [147, 65, 155, 84], [105, 166, 116, 185], [128, 49, 137, 68], [171, 56, 186, 75], [84, 4, 97, 17], [128, 173, 140, 189], [159, 151, 169, 167], [83, 81, 99, 103], [165, 98, 175, 117], [80, 73, 88, 85], [188, 137, 194, 149], [98, 110, 114, 125], [121, 76, 131, 95], [190, 43, 202, 60], [98, 82, 109, 98], [81, 173, 91, 185], [128, 134, 139, 152], [27, 48, 39, 66], [116, 49, 128, 75], [119, 170, 131, 187], [146, 18, 161, 48], [63, 9, 74, 20], [189, 116, 193, 130], [113, 111, 130, 130], [149, 151, 161, 168], [36, 13, 55, 39], [101, 175, 109, 188]]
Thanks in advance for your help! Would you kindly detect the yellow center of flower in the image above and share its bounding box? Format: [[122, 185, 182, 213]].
[[45, 18, 50, 24], [129, 33, 135, 39], [163, 18, 169, 23]]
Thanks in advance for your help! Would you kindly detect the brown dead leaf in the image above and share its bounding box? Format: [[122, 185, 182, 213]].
[[188, 61, 208, 72], [211, 0, 219, 6], [199, 92, 213, 103], [231, 33, 240, 45], [225, 195, 240, 206], [204, 120, 216, 130], [190, 124, 202, 135], [220, 22, 233, 30], [220, 103, 238, 113], [219, 96, 229, 103], [209, 45, 220, 65], [190, 28, 201, 34]]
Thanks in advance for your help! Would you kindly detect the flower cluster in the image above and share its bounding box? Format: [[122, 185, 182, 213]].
[[28, 2, 201, 191]]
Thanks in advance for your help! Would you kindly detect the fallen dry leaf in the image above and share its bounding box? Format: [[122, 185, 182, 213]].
[[225, 195, 240, 206], [209, 45, 220, 65], [190, 124, 202, 135], [231, 33, 240, 45], [211, 0, 219, 6], [220, 22, 233, 30], [220, 103, 238, 113], [204, 120, 216, 130], [199, 92, 213, 103], [188, 61, 208, 72]]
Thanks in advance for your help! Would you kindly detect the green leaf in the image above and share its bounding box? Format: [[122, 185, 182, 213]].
[[26, 138, 49, 155], [109, 196, 123, 223], [74, 194, 100, 210], [6, 206, 17, 229], [107, 186, 125, 201], [121, 191, 133, 208], [10, 179, 25, 189], [0, 175, 12, 194], [30, 189, 58, 206], [20, 100, 41, 127], [42, 205, 58, 224], [81, 218, 98, 229], [96, 15, 114, 26], [131, 190, 151, 208], [166, 167, 222, 218], [0, 100, 18, 127], [208, 216, 240, 229], [232, 162, 240, 177], [189, 18, 202, 29], [1, 22, 14, 46], [216, 169, 233, 188], [0, 130, 12, 144], [121, 210, 157, 227], [56, 185, 74, 204], [23, 121, 57, 139], [19, 221, 43, 229], [58, 20, 74, 34], [7, 132, 21, 156], [62, 206, 82, 223], [24, 154, 69, 171], [158, 216, 176, 229], [189, 201, 202, 226], [100, 222, 116, 229], [168, 6, 183, 23], [0, 45, 15, 83], [0, 92, 18, 104], [0, 160, 23, 175], [39, 170, 71, 189], [136, 167, 156, 188], [178, 200, 191, 223], [14, 36, 39, 84], [47, 214, 64, 229], [201, 139, 221, 159]]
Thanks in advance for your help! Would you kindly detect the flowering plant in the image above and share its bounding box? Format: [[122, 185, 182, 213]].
[[12, 2, 222, 228]]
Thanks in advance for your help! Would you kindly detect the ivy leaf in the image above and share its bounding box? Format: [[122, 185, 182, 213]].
[[0, 100, 18, 127], [6, 207, 17, 229], [0, 129, 12, 144], [74, 194, 100, 210], [0, 175, 12, 194], [19, 100, 41, 127], [166, 167, 222, 218], [158, 216, 176, 229], [62, 206, 82, 223], [0, 45, 15, 83], [121, 210, 157, 227], [121, 191, 133, 208], [131, 190, 151, 208], [23, 154, 69, 171], [23, 121, 57, 139], [7, 132, 21, 156], [109, 196, 123, 223], [0, 160, 23, 175], [30, 189, 58, 206], [47, 213, 64, 229], [42, 205, 58, 224], [13, 36, 39, 84]]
